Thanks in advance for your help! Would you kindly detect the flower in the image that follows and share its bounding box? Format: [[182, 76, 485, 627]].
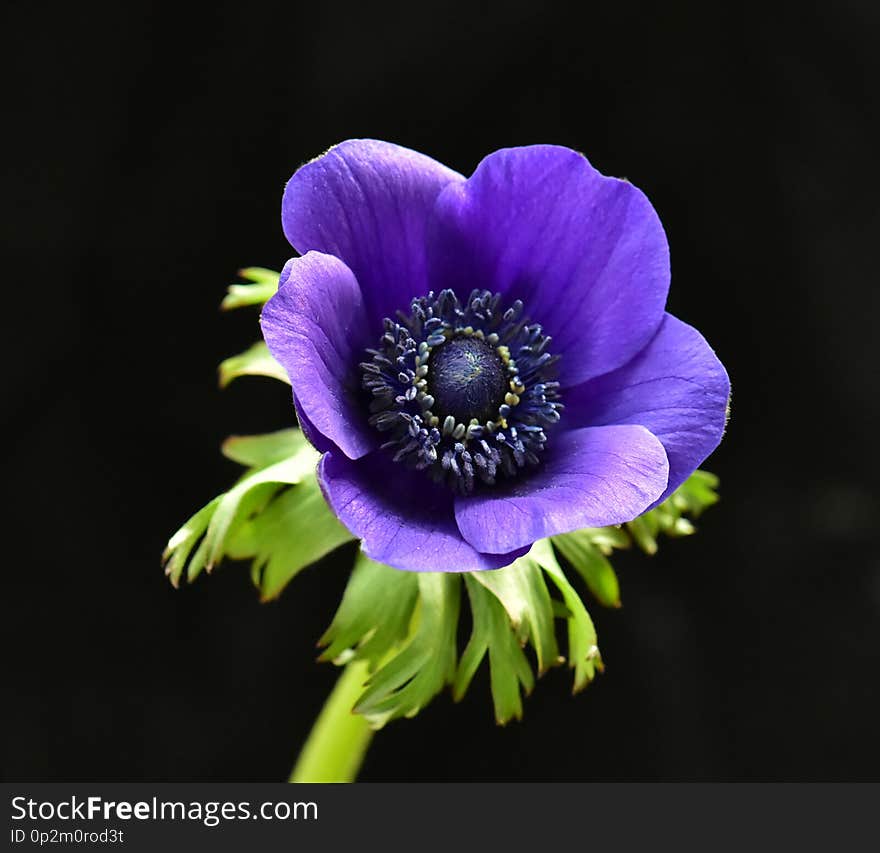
[[261, 140, 729, 573]]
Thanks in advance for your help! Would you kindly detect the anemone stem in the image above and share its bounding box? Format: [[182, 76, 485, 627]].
[[289, 659, 374, 783]]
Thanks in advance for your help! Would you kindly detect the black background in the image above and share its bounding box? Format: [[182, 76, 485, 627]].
[[3, 0, 879, 781]]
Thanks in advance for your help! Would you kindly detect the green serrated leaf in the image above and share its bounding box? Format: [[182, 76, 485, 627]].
[[581, 525, 631, 554], [319, 554, 419, 668], [202, 449, 319, 571], [625, 470, 721, 550], [455, 576, 535, 724], [218, 341, 289, 388], [220, 267, 280, 311], [671, 516, 696, 536], [674, 469, 720, 516], [163, 435, 320, 585], [226, 476, 354, 601], [354, 573, 461, 728], [626, 515, 658, 555], [531, 539, 602, 693], [162, 496, 221, 587], [471, 553, 559, 672], [221, 428, 308, 469], [691, 469, 719, 489], [552, 530, 622, 608], [185, 535, 213, 584]]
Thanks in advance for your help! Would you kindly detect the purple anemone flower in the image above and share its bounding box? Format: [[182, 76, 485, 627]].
[[261, 140, 729, 572]]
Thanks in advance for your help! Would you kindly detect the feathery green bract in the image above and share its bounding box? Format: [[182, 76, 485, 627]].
[[217, 267, 287, 388], [220, 267, 280, 311], [455, 576, 535, 723], [162, 428, 354, 598], [352, 573, 461, 728], [318, 554, 419, 668], [552, 530, 622, 608], [471, 552, 559, 672], [219, 341, 289, 388]]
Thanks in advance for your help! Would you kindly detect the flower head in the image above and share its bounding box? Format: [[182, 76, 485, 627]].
[[261, 140, 729, 572]]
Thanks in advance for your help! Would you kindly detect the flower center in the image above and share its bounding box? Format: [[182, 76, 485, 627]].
[[360, 289, 562, 494], [427, 336, 508, 425]]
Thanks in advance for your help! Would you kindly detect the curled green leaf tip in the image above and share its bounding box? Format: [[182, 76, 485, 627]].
[[220, 267, 281, 311]]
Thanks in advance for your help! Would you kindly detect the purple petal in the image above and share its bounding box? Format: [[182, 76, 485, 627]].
[[261, 253, 375, 460], [273, 259, 354, 455], [292, 394, 336, 454], [319, 451, 527, 572], [429, 145, 670, 386], [282, 139, 463, 325], [565, 313, 730, 505], [454, 425, 669, 554]]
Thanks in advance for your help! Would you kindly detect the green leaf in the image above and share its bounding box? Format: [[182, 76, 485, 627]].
[[162, 430, 322, 585], [226, 476, 354, 601], [162, 496, 221, 588], [531, 540, 603, 693], [221, 428, 308, 469], [626, 470, 721, 552], [454, 576, 535, 724], [452, 541, 604, 716], [626, 514, 658, 555], [353, 573, 461, 728], [580, 525, 631, 555], [218, 341, 289, 388], [220, 267, 280, 311], [319, 554, 419, 668], [471, 553, 559, 673], [674, 469, 720, 516], [552, 530, 622, 608], [202, 450, 318, 572]]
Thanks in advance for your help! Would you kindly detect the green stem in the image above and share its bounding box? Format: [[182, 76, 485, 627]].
[[289, 659, 375, 783]]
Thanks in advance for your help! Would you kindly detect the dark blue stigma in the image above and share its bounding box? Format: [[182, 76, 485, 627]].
[[360, 289, 562, 494], [428, 336, 508, 425]]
